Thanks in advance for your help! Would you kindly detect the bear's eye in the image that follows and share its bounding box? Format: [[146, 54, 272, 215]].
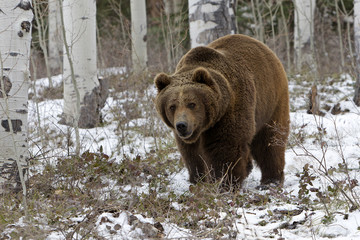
[[169, 105, 176, 111], [187, 103, 196, 109]]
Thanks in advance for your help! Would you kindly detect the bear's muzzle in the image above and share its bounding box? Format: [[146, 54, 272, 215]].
[[176, 121, 191, 138]]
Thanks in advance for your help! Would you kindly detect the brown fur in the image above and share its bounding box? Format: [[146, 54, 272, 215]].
[[154, 34, 290, 187]]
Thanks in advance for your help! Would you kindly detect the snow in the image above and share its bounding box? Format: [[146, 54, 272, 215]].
[[3, 70, 359, 239], [168, 169, 190, 195]]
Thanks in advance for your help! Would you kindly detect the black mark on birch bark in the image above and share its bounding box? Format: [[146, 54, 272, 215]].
[[18, 31, 24, 37], [0, 159, 26, 193], [16, 109, 27, 114], [14, 0, 34, 11], [9, 52, 20, 57], [21, 21, 31, 32], [59, 78, 109, 128], [1, 119, 23, 133], [0, 76, 12, 97], [78, 78, 109, 128]]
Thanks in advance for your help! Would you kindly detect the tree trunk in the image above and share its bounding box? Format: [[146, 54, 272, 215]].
[[163, 0, 186, 70], [48, 0, 62, 75], [189, 0, 237, 48], [280, 1, 291, 72], [0, 0, 33, 193], [254, 0, 264, 42], [60, 0, 108, 129], [293, 0, 316, 71], [164, 0, 183, 17], [131, 0, 148, 73], [335, 0, 344, 71], [33, 0, 53, 88], [354, 0, 360, 106]]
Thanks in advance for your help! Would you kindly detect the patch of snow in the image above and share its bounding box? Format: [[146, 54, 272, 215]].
[[168, 169, 190, 195]]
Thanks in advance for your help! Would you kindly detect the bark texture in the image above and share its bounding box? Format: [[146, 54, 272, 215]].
[[61, 0, 106, 128], [131, 0, 148, 72], [164, 0, 183, 16], [189, 0, 237, 48], [0, 0, 33, 192], [354, 0, 360, 106], [163, 0, 186, 70], [294, 0, 316, 71], [48, 0, 62, 75], [77, 78, 108, 128]]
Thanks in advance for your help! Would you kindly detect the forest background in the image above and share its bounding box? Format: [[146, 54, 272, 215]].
[[32, 0, 355, 78]]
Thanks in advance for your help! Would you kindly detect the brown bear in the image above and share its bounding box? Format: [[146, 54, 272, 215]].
[[154, 34, 289, 188]]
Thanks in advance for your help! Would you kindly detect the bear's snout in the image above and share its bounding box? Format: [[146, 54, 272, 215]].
[[176, 121, 189, 137]]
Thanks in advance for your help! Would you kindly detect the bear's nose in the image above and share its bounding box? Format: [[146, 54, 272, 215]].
[[176, 121, 188, 136]]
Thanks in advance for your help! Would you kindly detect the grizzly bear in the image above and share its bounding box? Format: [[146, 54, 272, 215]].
[[154, 34, 289, 188]]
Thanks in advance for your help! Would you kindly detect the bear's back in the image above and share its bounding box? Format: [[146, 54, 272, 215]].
[[208, 35, 286, 81], [176, 35, 286, 87], [208, 34, 289, 131]]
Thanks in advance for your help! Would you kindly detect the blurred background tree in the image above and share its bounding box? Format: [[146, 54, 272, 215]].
[[354, 0, 360, 106], [30, 0, 358, 104], [188, 0, 237, 47]]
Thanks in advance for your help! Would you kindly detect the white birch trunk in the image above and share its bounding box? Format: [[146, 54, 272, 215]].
[[354, 0, 360, 106], [61, 0, 107, 129], [294, 0, 315, 71], [48, 0, 62, 75], [131, 0, 148, 73], [189, 0, 237, 48], [0, 0, 33, 193]]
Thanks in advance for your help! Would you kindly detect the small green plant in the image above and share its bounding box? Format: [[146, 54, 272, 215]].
[[321, 215, 334, 225], [296, 164, 318, 205]]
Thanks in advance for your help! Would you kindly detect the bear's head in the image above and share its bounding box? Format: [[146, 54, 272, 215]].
[[154, 67, 228, 144]]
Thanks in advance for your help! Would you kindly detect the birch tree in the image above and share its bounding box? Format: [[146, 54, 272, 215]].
[[280, 0, 291, 72], [189, 0, 237, 48], [163, 0, 186, 69], [164, 0, 183, 16], [33, 0, 53, 87], [250, 0, 264, 43], [131, 0, 148, 72], [48, 0, 62, 75], [60, 0, 108, 131], [293, 0, 316, 71], [0, 0, 33, 193], [294, 0, 321, 115], [354, 0, 360, 106]]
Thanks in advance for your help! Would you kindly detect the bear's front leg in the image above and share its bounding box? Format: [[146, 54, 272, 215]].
[[187, 159, 206, 184], [175, 136, 206, 184], [202, 136, 252, 188]]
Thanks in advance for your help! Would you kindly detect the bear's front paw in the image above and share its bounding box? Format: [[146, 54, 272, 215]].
[[256, 181, 282, 191]]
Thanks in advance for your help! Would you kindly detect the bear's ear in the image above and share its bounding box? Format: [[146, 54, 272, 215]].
[[154, 73, 171, 91], [192, 67, 214, 87]]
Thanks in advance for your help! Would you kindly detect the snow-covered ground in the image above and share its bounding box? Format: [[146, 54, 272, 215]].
[[3, 72, 360, 239]]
